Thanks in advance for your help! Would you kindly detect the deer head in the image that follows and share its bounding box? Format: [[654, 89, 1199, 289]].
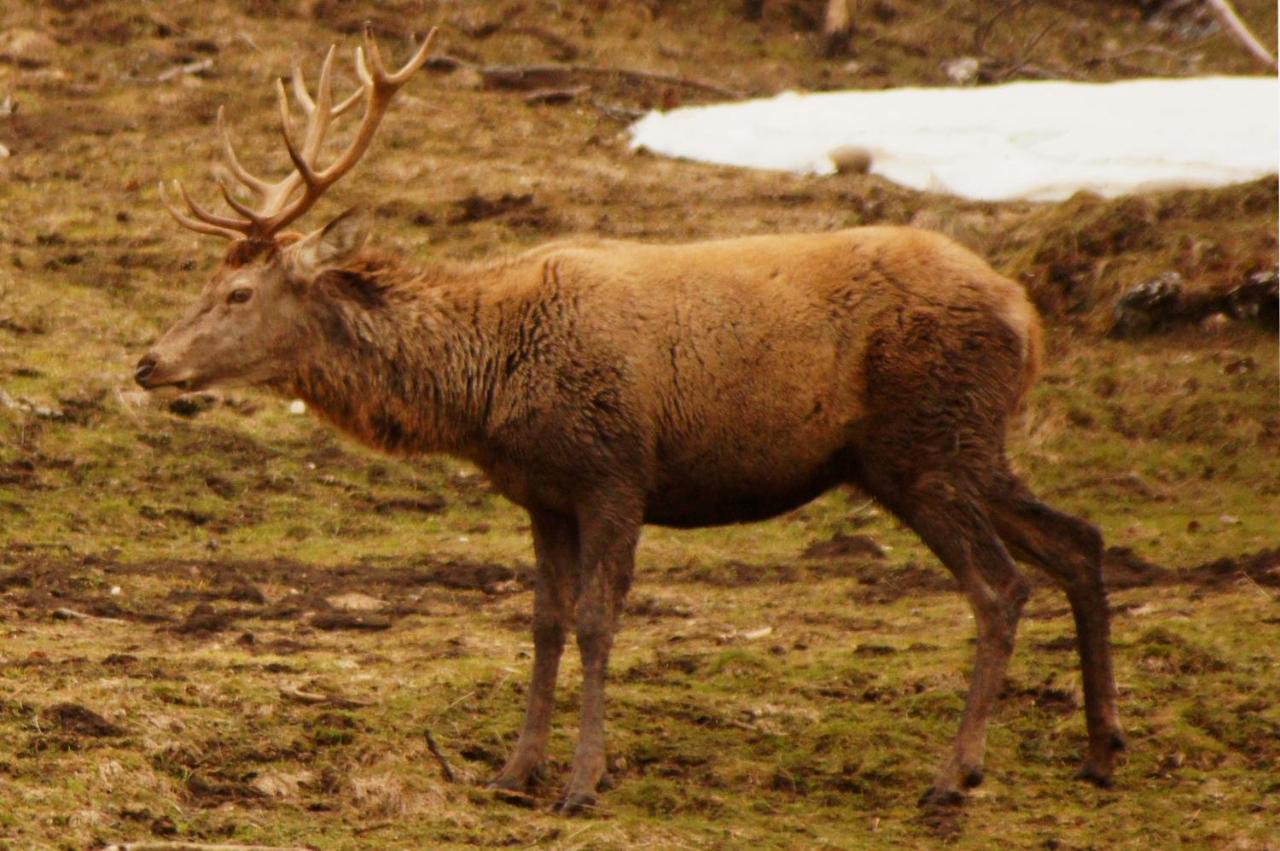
[[134, 25, 435, 392]]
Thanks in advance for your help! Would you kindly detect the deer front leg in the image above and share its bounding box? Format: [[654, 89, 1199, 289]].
[[557, 495, 640, 814], [489, 510, 578, 795]]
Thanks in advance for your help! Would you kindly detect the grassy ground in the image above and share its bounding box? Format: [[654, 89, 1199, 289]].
[[1, 1, 1277, 848]]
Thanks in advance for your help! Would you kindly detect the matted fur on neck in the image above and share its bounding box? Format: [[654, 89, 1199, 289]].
[[286, 249, 494, 456]]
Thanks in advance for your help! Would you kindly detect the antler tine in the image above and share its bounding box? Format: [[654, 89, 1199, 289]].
[[386, 26, 437, 85], [280, 117, 321, 190], [362, 24, 390, 82], [298, 45, 336, 161], [158, 181, 244, 239], [161, 27, 437, 242], [275, 76, 296, 145], [217, 107, 272, 196], [290, 63, 316, 113], [175, 179, 255, 233], [354, 45, 373, 89], [294, 60, 363, 120], [216, 178, 268, 226], [250, 27, 437, 236], [361, 23, 437, 87]]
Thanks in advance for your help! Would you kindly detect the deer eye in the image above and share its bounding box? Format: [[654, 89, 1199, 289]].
[[228, 288, 253, 305]]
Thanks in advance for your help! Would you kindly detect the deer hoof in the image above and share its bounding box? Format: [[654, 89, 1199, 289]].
[[917, 786, 966, 808], [555, 791, 598, 816], [1075, 764, 1114, 788], [486, 775, 537, 806]]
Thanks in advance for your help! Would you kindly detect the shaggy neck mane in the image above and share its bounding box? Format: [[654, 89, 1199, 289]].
[[286, 249, 494, 456]]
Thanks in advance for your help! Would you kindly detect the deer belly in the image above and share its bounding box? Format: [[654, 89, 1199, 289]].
[[643, 451, 844, 528]]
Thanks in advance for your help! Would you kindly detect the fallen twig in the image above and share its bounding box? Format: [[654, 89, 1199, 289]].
[[1203, 0, 1277, 71], [53, 607, 126, 625], [1238, 570, 1277, 601], [425, 729, 457, 782], [156, 58, 213, 83], [278, 685, 371, 709]]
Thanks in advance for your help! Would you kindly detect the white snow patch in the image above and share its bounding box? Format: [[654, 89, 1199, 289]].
[[628, 76, 1279, 202]]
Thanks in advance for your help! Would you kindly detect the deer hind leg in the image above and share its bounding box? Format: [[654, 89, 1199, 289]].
[[557, 492, 641, 814], [891, 472, 1033, 806], [986, 475, 1125, 786], [489, 509, 578, 796]]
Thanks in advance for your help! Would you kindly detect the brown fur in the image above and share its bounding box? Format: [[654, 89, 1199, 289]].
[[139, 223, 1121, 811]]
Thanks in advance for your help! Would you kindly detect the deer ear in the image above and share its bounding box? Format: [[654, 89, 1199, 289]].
[[292, 207, 370, 279]]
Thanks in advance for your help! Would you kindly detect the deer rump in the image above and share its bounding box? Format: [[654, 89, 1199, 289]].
[[466, 225, 1039, 529]]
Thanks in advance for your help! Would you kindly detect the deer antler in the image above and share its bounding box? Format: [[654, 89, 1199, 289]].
[[161, 24, 436, 241]]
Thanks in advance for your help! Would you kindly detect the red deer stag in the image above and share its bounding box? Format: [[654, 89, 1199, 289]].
[[135, 26, 1124, 813]]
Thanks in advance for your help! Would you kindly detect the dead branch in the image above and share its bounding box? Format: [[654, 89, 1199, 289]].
[[994, 18, 1060, 81], [424, 52, 738, 101], [425, 729, 458, 782], [477, 63, 741, 100], [100, 839, 314, 844], [1203, 0, 1278, 71]]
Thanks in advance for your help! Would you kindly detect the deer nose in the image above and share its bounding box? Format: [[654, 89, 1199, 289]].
[[134, 354, 158, 388]]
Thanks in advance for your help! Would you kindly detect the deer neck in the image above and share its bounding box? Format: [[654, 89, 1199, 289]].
[[286, 271, 496, 457]]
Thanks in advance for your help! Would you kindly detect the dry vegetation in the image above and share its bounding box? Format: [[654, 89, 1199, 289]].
[[1, 1, 1277, 849]]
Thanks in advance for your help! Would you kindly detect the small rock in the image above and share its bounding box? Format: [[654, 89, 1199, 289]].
[[288, 399, 307, 415], [324, 592, 387, 612], [828, 145, 873, 175], [1109, 272, 1183, 338], [1228, 269, 1278, 322], [250, 769, 313, 798], [1219, 514, 1240, 526], [941, 56, 981, 84]]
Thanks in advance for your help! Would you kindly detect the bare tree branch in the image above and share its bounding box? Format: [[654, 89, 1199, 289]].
[[1203, 0, 1278, 71]]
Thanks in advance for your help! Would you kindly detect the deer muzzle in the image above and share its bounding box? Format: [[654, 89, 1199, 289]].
[[134, 354, 158, 388]]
